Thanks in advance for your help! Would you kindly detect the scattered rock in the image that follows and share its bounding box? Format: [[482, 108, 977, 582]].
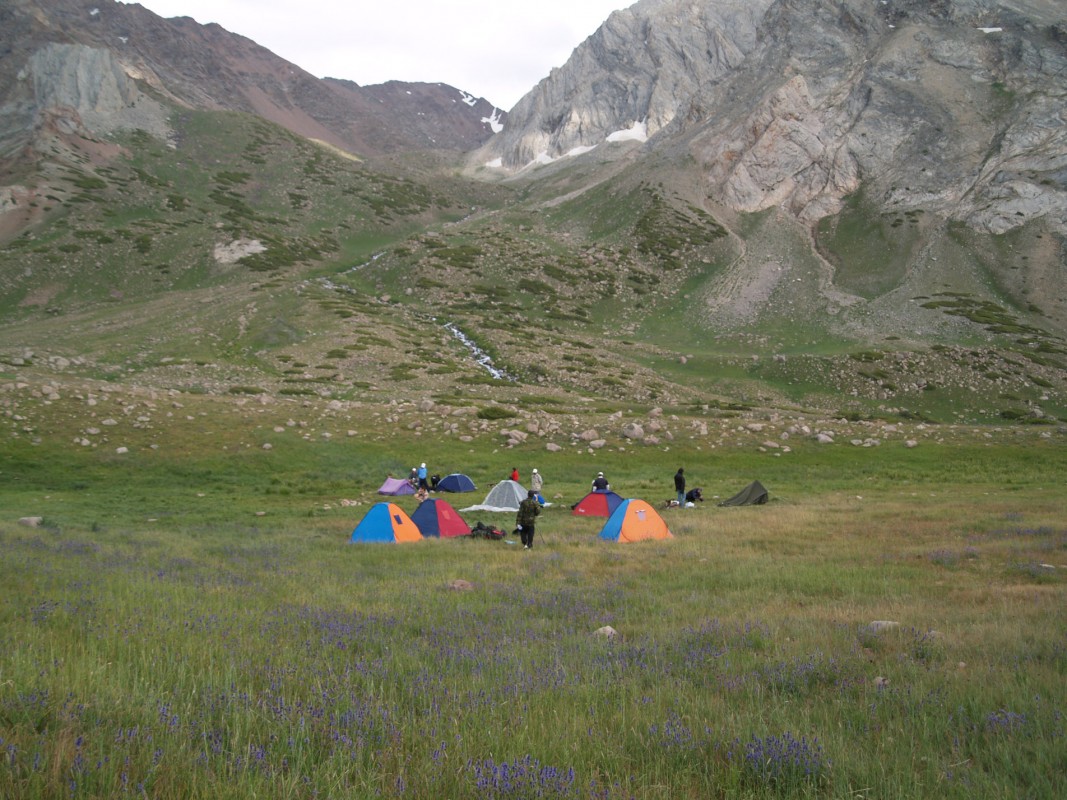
[[594, 626, 618, 639], [449, 579, 475, 591], [19, 516, 43, 527], [869, 620, 900, 632]]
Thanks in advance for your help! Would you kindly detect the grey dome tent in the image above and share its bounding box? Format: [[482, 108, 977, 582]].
[[718, 481, 768, 506], [461, 480, 527, 512]]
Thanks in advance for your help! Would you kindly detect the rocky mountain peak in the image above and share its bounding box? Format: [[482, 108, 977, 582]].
[[0, 0, 504, 162], [476, 0, 1067, 237]]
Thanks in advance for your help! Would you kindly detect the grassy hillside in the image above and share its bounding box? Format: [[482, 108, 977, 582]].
[[1, 108, 1066, 424]]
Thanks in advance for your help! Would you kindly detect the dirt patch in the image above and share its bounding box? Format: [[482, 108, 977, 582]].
[[19, 283, 62, 308]]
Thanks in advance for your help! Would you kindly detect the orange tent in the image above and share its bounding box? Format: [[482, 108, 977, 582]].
[[597, 499, 672, 542]]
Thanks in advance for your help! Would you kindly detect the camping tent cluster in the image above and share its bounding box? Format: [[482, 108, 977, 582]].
[[351, 498, 471, 542], [354, 474, 767, 544]]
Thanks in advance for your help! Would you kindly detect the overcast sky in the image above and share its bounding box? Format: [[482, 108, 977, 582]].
[[122, 1, 632, 110]]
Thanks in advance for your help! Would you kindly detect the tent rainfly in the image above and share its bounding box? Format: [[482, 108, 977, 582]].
[[571, 490, 624, 517], [718, 481, 769, 507], [411, 498, 471, 538], [377, 477, 415, 496], [350, 502, 423, 543], [436, 473, 476, 493], [461, 480, 527, 512], [598, 499, 673, 542]]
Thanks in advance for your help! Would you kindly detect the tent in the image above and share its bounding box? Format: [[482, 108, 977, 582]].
[[461, 480, 527, 512], [718, 480, 769, 507], [377, 477, 415, 496], [436, 473, 476, 493], [598, 499, 673, 542], [350, 502, 423, 543], [571, 490, 624, 517], [411, 498, 471, 538]]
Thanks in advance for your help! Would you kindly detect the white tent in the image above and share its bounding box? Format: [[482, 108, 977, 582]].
[[461, 480, 527, 512]]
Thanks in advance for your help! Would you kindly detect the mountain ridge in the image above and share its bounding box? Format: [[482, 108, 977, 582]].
[[1, 0, 1065, 426]]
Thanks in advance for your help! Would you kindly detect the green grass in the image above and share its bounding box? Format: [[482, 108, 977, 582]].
[[1, 387, 1065, 799]]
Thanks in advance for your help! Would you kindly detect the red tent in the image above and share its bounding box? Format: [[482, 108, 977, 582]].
[[410, 498, 471, 538], [571, 490, 624, 517]]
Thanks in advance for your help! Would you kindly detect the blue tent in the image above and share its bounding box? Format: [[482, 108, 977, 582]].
[[436, 473, 476, 493], [411, 498, 471, 537], [350, 502, 423, 543]]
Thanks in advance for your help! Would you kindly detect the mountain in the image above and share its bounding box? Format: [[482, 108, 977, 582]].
[[0, 0, 503, 162], [1, 0, 1065, 427], [481, 0, 1066, 236]]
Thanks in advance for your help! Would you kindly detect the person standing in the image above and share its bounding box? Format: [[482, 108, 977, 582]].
[[510, 466, 520, 482], [674, 468, 686, 507], [592, 472, 609, 491], [418, 462, 428, 491], [516, 490, 542, 550], [530, 468, 544, 496]]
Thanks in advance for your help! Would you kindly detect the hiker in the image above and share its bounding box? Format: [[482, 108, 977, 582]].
[[591, 472, 609, 491], [516, 490, 542, 550], [510, 466, 520, 482], [674, 468, 686, 507], [417, 463, 428, 490], [430, 474, 441, 491], [530, 468, 544, 495], [408, 467, 418, 487], [414, 485, 429, 503], [686, 487, 704, 503]]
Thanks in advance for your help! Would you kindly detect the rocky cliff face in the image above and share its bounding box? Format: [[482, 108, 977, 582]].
[[0, 0, 503, 163], [478, 0, 1067, 236]]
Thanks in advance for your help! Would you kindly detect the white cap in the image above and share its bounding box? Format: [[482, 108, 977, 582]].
[[597, 472, 604, 476], [421, 463, 426, 468], [532, 468, 538, 473]]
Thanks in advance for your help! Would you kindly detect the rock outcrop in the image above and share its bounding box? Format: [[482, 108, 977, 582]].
[[476, 0, 1067, 236]]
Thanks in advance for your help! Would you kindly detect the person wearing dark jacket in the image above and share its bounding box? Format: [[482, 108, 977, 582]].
[[674, 468, 686, 507], [516, 490, 542, 550]]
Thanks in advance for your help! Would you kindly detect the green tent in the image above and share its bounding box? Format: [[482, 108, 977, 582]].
[[718, 481, 768, 506]]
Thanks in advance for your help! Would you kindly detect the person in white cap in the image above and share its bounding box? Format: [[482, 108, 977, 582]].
[[417, 462, 428, 491], [531, 468, 544, 495], [591, 471, 609, 491]]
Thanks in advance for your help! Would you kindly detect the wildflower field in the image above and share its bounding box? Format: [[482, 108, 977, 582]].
[[1, 417, 1065, 799]]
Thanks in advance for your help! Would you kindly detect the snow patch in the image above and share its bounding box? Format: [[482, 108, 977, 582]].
[[606, 119, 648, 143], [481, 107, 504, 133], [485, 157, 504, 168], [566, 145, 597, 157], [977, 27, 1003, 33], [459, 90, 478, 107]]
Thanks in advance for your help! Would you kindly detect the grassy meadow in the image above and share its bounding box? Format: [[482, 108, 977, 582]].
[[1, 386, 1065, 799]]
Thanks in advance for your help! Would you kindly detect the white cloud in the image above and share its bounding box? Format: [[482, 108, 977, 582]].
[[120, 1, 631, 109]]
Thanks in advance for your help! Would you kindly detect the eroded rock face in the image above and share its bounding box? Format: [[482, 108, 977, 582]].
[[485, 0, 773, 168], [25, 43, 171, 139], [478, 0, 1067, 236]]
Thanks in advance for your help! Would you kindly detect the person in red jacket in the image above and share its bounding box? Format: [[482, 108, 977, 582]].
[[510, 466, 520, 482]]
